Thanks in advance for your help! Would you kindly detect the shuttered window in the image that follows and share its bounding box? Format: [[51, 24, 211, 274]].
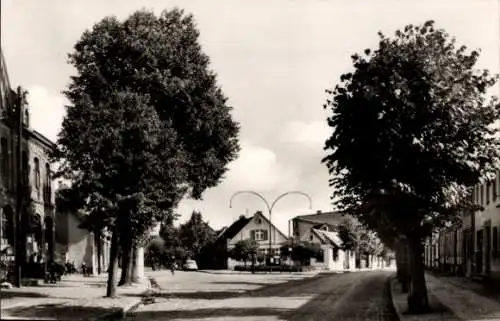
[[251, 229, 268, 241]]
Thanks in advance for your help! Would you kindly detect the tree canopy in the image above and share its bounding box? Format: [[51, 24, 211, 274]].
[[337, 215, 384, 256], [54, 7, 240, 237], [323, 20, 500, 240], [178, 211, 216, 260], [53, 8, 240, 296], [322, 20, 500, 312]]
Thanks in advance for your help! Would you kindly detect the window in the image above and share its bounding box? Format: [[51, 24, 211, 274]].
[[34, 158, 40, 188], [23, 108, 29, 127], [493, 227, 498, 258], [1, 210, 8, 247], [480, 185, 484, 205], [22, 151, 29, 183], [494, 175, 498, 201], [255, 218, 262, 225], [487, 182, 491, 205], [470, 188, 475, 204], [251, 229, 268, 241], [45, 163, 51, 201], [1, 206, 14, 247], [1, 137, 8, 186], [310, 234, 314, 241]]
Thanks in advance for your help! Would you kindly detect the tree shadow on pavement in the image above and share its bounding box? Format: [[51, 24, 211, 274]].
[[211, 281, 269, 287], [128, 307, 290, 320], [124, 273, 335, 301], [3, 303, 119, 320], [0, 291, 50, 299], [148, 291, 243, 300]]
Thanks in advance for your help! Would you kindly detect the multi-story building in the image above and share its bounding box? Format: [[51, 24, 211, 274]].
[[291, 210, 355, 271], [424, 171, 500, 281], [0, 46, 56, 269]]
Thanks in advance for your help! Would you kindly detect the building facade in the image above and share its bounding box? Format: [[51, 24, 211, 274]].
[[216, 211, 289, 269], [0, 46, 56, 271], [55, 207, 111, 275], [424, 171, 500, 281], [292, 210, 356, 271]]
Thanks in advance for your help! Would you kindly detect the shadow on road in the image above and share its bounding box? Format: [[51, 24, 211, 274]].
[[148, 291, 243, 300], [0, 291, 50, 299], [123, 273, 335, 301], [210, 281, 269, 287], [130, 307, 290, 320], [2, 303, 118, 320]]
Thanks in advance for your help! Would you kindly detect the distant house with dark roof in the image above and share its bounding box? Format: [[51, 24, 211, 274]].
[[215, 211, 288, 269], [292, 210, 355, 271]]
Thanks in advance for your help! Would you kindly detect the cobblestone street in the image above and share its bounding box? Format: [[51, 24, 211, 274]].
[[125, 270, 397, 321]]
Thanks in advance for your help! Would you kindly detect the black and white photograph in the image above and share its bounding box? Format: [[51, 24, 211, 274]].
[[0, 0, 499, 320]]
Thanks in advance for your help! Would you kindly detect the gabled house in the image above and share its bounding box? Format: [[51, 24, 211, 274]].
[[216, 211, 288, 269], [292, 210, 355, 271], [54, 208, 111, 275]]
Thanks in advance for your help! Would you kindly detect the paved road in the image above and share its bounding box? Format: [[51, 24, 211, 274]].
[[124, 270, 398, 320]]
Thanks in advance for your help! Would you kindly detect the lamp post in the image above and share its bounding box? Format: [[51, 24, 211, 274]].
[[229, 190, 312, 268]]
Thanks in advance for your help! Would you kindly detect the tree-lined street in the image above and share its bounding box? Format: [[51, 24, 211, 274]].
[[1, 1, 499, 320], [125, 271, 397, 321]]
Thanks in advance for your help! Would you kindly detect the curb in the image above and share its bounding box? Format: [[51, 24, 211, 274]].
[[389, 275, 406, 321], [92, 278, 153, 321], [92, 300, 144, 321], [389, 274, 461, 321]]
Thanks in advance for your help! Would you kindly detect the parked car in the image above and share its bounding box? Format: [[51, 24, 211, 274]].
[[183, 259, 198, 271]]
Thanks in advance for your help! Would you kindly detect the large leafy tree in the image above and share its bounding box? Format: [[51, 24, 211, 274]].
[[323, 20, 500, 312], [179, 211, 216, 262], [54, 8, 239, 297]]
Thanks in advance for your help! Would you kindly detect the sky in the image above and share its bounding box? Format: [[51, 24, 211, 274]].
[[1, 0, 499, 235]]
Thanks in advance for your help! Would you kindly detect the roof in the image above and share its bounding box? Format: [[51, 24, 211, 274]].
[[293, 211, 344, 226], [312, 228, 342, 247], [30, 129, 56, 151], [253, 211, 289, 240], [217, 211, 289, 242], [217, 216, 252, 241], [0, 46, 13, 112]]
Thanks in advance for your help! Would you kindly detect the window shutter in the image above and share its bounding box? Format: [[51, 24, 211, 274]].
[[263, 230, 268, 241], [250, 230, 256, 240]]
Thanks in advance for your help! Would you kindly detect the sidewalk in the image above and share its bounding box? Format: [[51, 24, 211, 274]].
[[392, 273, 500, 321], [426, 273, 500, 320], [0, 273, 151, 320]]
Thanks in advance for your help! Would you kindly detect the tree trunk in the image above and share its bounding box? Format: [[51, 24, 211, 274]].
[[118, 237, 133, 286], [407, 235, 430, 313], [396, 239, 410, 293], [106, 227, 119, 298], [96, 229, 102, 275], [131, 246, 145, 284]]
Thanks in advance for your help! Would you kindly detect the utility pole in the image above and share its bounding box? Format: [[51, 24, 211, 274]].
[[14, 86, 24, 288]]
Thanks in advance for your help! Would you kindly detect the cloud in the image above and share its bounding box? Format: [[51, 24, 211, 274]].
[[26, 85, 66, 143], [225, 142, 301, 191], [280, 121, 331, 147]]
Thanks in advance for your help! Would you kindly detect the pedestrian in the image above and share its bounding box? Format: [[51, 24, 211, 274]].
[[81, 262, 87, 276], [170, 256, 175, 275]]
